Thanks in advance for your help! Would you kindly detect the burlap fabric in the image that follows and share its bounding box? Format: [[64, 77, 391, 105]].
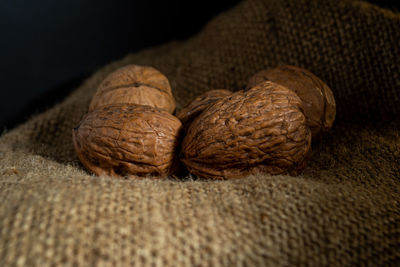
[[1, 0, 399, 265]]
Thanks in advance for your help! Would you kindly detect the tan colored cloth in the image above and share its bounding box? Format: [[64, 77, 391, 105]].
[[1, 0, 399, 265]]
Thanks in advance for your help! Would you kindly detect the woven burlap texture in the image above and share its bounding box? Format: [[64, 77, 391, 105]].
[[1, 0, 399, 266]]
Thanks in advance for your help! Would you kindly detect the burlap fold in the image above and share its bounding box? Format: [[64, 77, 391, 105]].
[[1, 0, 399, 266]]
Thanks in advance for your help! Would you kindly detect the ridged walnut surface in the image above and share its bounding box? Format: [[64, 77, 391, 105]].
[[89, 64, 176, 113], [176, 89, 232, 130], [1, 0, 400, 265], [181, 81, 311, 179], [73, 104, 182, 178], [247, 65, 336, 138]]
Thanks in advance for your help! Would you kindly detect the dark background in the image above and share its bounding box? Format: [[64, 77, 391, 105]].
[[0, 0, 398, 131]]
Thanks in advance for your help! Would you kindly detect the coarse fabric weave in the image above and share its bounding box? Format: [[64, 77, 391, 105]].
[[1, 0, 399, 266]]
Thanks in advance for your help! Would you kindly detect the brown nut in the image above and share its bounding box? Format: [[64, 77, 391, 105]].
[[176, 89, 232, 130], [247, 65, 336, 138], [180, 81, 311, 179], [73, 103, 182, 178], [89, 64, 176, 113]]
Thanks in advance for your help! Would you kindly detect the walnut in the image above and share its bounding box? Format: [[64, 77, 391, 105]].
[[73, 103, 182, 178], [247, 65, 336, 138], [89, 64, 176, 113], [180, 81, 311, 179], [176, 89, 232, 130]]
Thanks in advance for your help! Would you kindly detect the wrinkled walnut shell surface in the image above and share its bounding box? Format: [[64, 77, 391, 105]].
[[73, 104, 182, 178], [247, 65, 336, 138], [177, 89, 232, 130], [181, 81, 311, 179], [89, 65, 176, 113]]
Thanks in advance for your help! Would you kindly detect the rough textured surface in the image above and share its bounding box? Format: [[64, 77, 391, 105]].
[[176, 89, 232, 130], [73, 104, 182, 178], [1, 0, 399, 266], [89, 64, 176, 113], [181, 82, 311, 179], [247, 65, 336, 138]]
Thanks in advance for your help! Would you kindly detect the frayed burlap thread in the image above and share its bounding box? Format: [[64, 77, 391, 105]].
[[1, 0, 399, 266]]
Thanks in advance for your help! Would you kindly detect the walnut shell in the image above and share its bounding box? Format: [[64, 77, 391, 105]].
[[73, 104, 182, 178], [247, 65, 336, 138], [176, 89, 232, 130], [89, 65, 176, 113], [181, 81, 311, 179]]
